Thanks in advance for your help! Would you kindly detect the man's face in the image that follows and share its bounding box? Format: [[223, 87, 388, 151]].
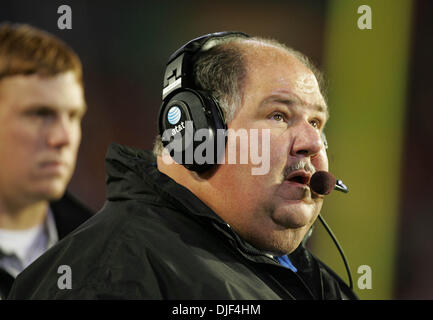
[[0, 71, 85, 206], [213, 43, 329, 254]]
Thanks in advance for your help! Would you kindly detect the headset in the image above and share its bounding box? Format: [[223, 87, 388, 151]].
[[158, 31, 250, 172], [158, 31, 353, 290]]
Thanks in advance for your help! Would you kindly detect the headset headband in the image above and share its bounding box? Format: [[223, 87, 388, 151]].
[[162, 31, 250, 100]]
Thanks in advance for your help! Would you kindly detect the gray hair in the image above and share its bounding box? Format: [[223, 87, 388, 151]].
[[153, 35, 326, 157]]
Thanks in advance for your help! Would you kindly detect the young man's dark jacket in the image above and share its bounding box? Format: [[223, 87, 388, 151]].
[[8, 143, 357, 300], [0, 193, 92, 299]]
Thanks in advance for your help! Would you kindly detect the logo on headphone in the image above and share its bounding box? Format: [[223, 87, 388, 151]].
[[167, 106, 181, 125]]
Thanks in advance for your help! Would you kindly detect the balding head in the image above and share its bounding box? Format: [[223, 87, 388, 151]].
[[194, 36, 326, 122]]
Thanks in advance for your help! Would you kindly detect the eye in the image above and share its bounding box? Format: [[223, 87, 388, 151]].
[[270, 112, 285, 122], [309, 118, 321, 129], [26, 107, 56, 118], [69, 110, 80, 120]]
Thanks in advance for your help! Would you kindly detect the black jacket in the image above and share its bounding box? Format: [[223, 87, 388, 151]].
[[8, 143, 357, 300], [0, 192, 93, 299]]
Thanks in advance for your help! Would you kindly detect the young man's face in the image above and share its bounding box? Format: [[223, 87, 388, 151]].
[[0, 71, 86, 206], [214, 43, 329, 254]]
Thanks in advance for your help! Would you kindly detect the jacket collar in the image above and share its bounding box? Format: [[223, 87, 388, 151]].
[[105, 143, 223, 222], [49, 192, 93, 239]]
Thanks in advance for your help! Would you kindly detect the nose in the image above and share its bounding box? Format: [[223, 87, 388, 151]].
[[46, 116, 71, 148], [290, 121, 323, 158]]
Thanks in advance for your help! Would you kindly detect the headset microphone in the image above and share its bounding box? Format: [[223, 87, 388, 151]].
[[310, 171, 336, 195], [309, 171, 354, 290], [310, 171, 349, 195]]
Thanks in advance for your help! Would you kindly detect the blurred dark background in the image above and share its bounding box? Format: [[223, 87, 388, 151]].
[[1, 0, 431, 299]]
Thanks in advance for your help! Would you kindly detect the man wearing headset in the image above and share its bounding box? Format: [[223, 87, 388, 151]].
[[8, 32, 357, 300]]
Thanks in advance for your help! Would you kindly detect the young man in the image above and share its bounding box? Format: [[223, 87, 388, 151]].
[[8, 32, 357, 299], [0, 23, 92, 299]]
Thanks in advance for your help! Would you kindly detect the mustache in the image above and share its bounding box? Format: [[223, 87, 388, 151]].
[[283, 159, 316, 180]]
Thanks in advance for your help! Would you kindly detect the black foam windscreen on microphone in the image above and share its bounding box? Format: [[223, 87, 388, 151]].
[[310, 171, 336, 195]]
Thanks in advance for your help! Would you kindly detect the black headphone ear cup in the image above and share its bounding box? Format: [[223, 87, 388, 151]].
[[158, 91, 194, 167], [158, 89, 226, 172]]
